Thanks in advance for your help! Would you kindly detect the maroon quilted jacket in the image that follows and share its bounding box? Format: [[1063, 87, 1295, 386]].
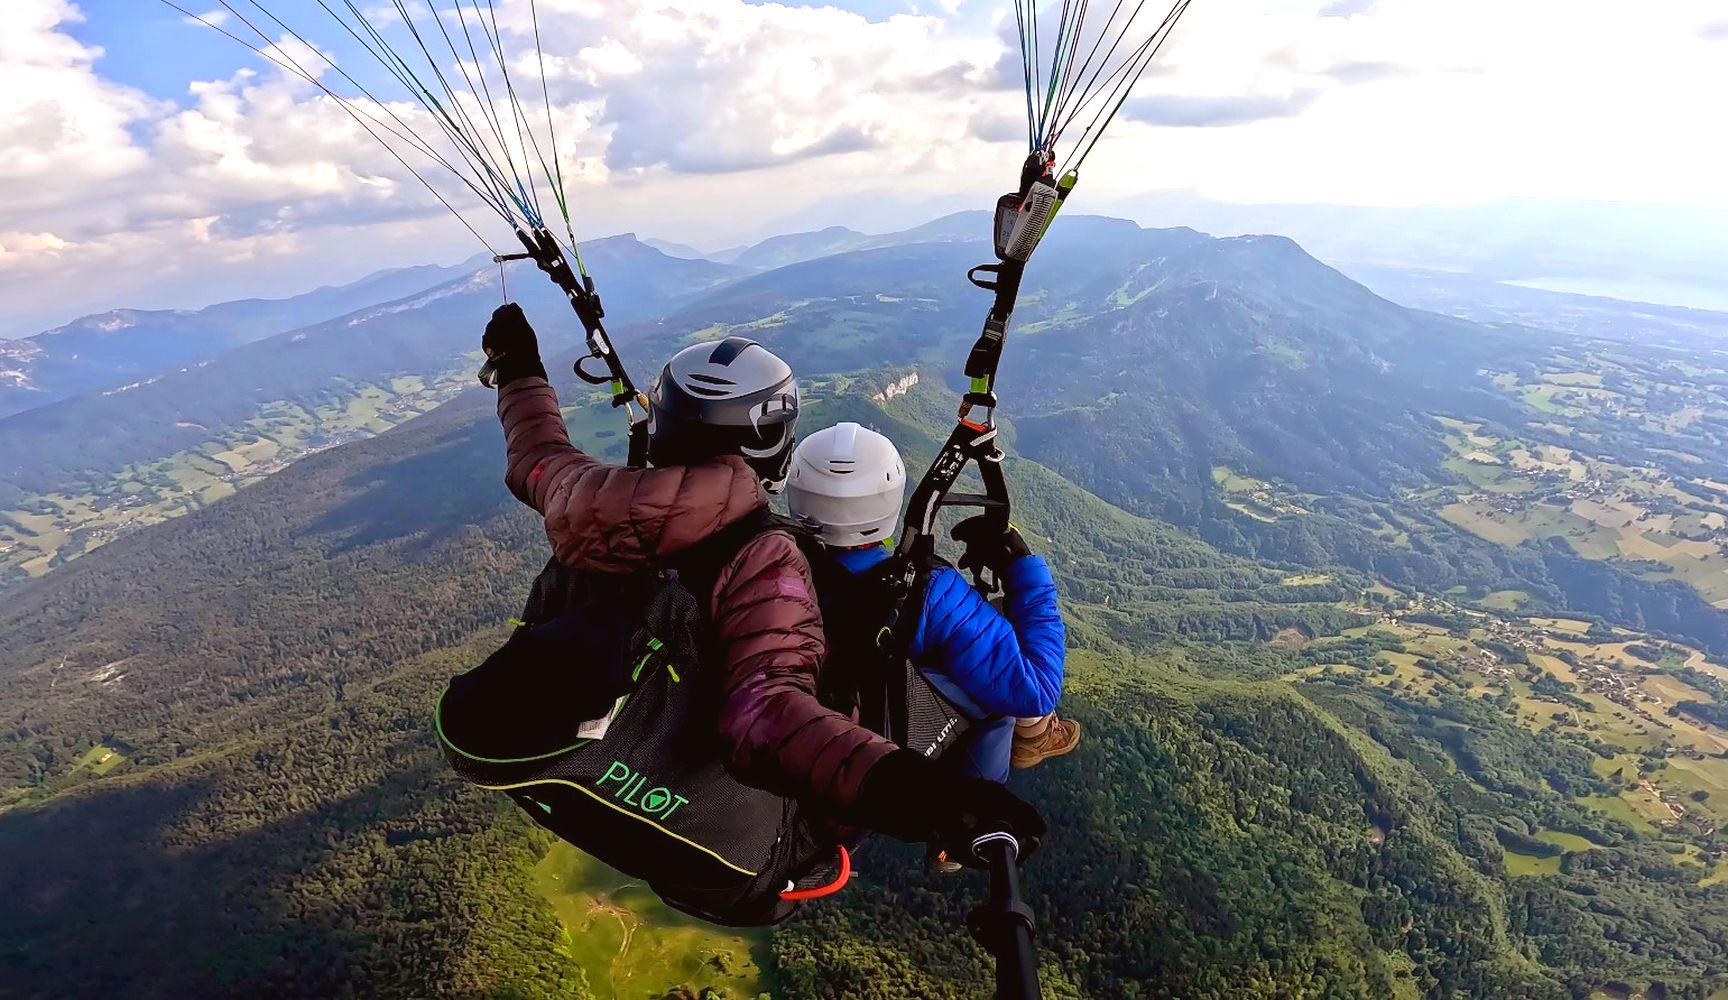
[[497, 375, 896, 807]]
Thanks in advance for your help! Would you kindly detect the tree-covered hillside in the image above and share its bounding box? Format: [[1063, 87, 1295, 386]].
[[3, 371, 1725, 997]]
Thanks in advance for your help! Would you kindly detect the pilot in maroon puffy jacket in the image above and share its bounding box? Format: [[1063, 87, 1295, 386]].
[[482, 303, 1044, 861]]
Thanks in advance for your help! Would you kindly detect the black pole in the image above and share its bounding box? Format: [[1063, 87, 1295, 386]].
[[967, 833, 1041, 1000]]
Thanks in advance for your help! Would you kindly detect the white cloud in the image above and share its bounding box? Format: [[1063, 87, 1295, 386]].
[[0, 1, 155, 217], [517, 0, 999, 175], [1078, 0, 1728, 207], [1, 0, 1727, 333]]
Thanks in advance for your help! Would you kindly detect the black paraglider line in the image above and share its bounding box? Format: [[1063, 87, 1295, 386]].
[[1045, 0, 1158, 145], [475, 0, 569, 251], [401, 0, 542, 226], [226, 0, 528, 226], [317, 1, 519, 220], [166, 0, 642, 439], [1038, 0, 1093, 146], [529, 0, 586, 271], [215, 0, 526, 227], [1063, 0, 1195, 172], [1013, 0, 1038, 146], [325, 0, 523, 220]]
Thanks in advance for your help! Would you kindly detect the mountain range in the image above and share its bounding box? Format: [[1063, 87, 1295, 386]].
[[2, 211, 1727, 998], [0, 256, 506, 420]]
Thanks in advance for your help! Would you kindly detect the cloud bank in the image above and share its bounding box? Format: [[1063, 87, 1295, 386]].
[[2, 0, 1727, 333]]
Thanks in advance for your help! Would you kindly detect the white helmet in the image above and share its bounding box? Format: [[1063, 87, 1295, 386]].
[[786, 422, 906, 548]]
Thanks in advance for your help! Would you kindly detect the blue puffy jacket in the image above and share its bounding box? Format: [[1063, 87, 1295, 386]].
[[834, 545, 1067, 780]]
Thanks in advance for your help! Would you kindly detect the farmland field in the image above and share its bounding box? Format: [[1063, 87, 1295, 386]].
[[0, 371, 471, 588]]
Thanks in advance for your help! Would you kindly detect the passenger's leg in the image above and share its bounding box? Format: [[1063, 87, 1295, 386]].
[[962, 716, 1016, 784]]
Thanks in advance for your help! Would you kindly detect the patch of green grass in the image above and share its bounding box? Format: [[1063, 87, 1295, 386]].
[[1441, 457, 1536, 494], [535, 843, 771, 1000], [1, 369, 471, 584], [70, 745, 127, 777], [1531, 618, 1594, 636], [1210, 466, 1265, 493], [1258, 343, 1307, 368], [1664, 757, 1728, 825], [1439, 502, 1542, 546], [1504, 849, 1563, 876], [1223, 499, 1278, 523], [1479, 590, 1533, 611], [1579, 793, 1662, 831], [1536, 830, 1599, 853]]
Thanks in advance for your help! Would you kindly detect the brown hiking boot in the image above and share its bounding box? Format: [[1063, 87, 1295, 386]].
[[1011, 715, 1082, 769]]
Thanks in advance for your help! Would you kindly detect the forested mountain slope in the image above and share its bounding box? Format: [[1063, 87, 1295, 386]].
[[0, 238, 740, 588], [642, 220, 1728, 657], [0, 236, 736, 502], [3, 371, 1725, 998]]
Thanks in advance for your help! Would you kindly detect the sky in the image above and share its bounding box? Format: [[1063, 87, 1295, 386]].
[[3, 0, 1727, 335]]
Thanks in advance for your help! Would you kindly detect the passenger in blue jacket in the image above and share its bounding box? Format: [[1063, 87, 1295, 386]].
[[785, 422, 1081, 787]]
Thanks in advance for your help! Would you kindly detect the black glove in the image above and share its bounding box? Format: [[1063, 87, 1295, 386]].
[[852, 749, 1046, 867], [952, 515, 1032, 580], [481, 303, 547, 386]]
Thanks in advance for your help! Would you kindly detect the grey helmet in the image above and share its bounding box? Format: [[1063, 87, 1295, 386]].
[[647, 337, 800, 491]]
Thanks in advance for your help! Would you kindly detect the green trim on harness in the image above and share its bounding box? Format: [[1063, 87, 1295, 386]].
[[631, 637, 665, 681], [434, 689, 611, 764], [477, 776, 760, 876]]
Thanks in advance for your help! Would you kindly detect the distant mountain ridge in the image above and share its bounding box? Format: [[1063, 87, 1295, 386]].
[[0, 235, 733, 495], [0, 255, 495, 419], [641, 215, 986, 271]]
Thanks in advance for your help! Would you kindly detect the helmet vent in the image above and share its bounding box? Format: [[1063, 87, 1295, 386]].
[[685, 385, 729, 397], [688, 373, 736, 386], [708, 338, 756, 366]]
